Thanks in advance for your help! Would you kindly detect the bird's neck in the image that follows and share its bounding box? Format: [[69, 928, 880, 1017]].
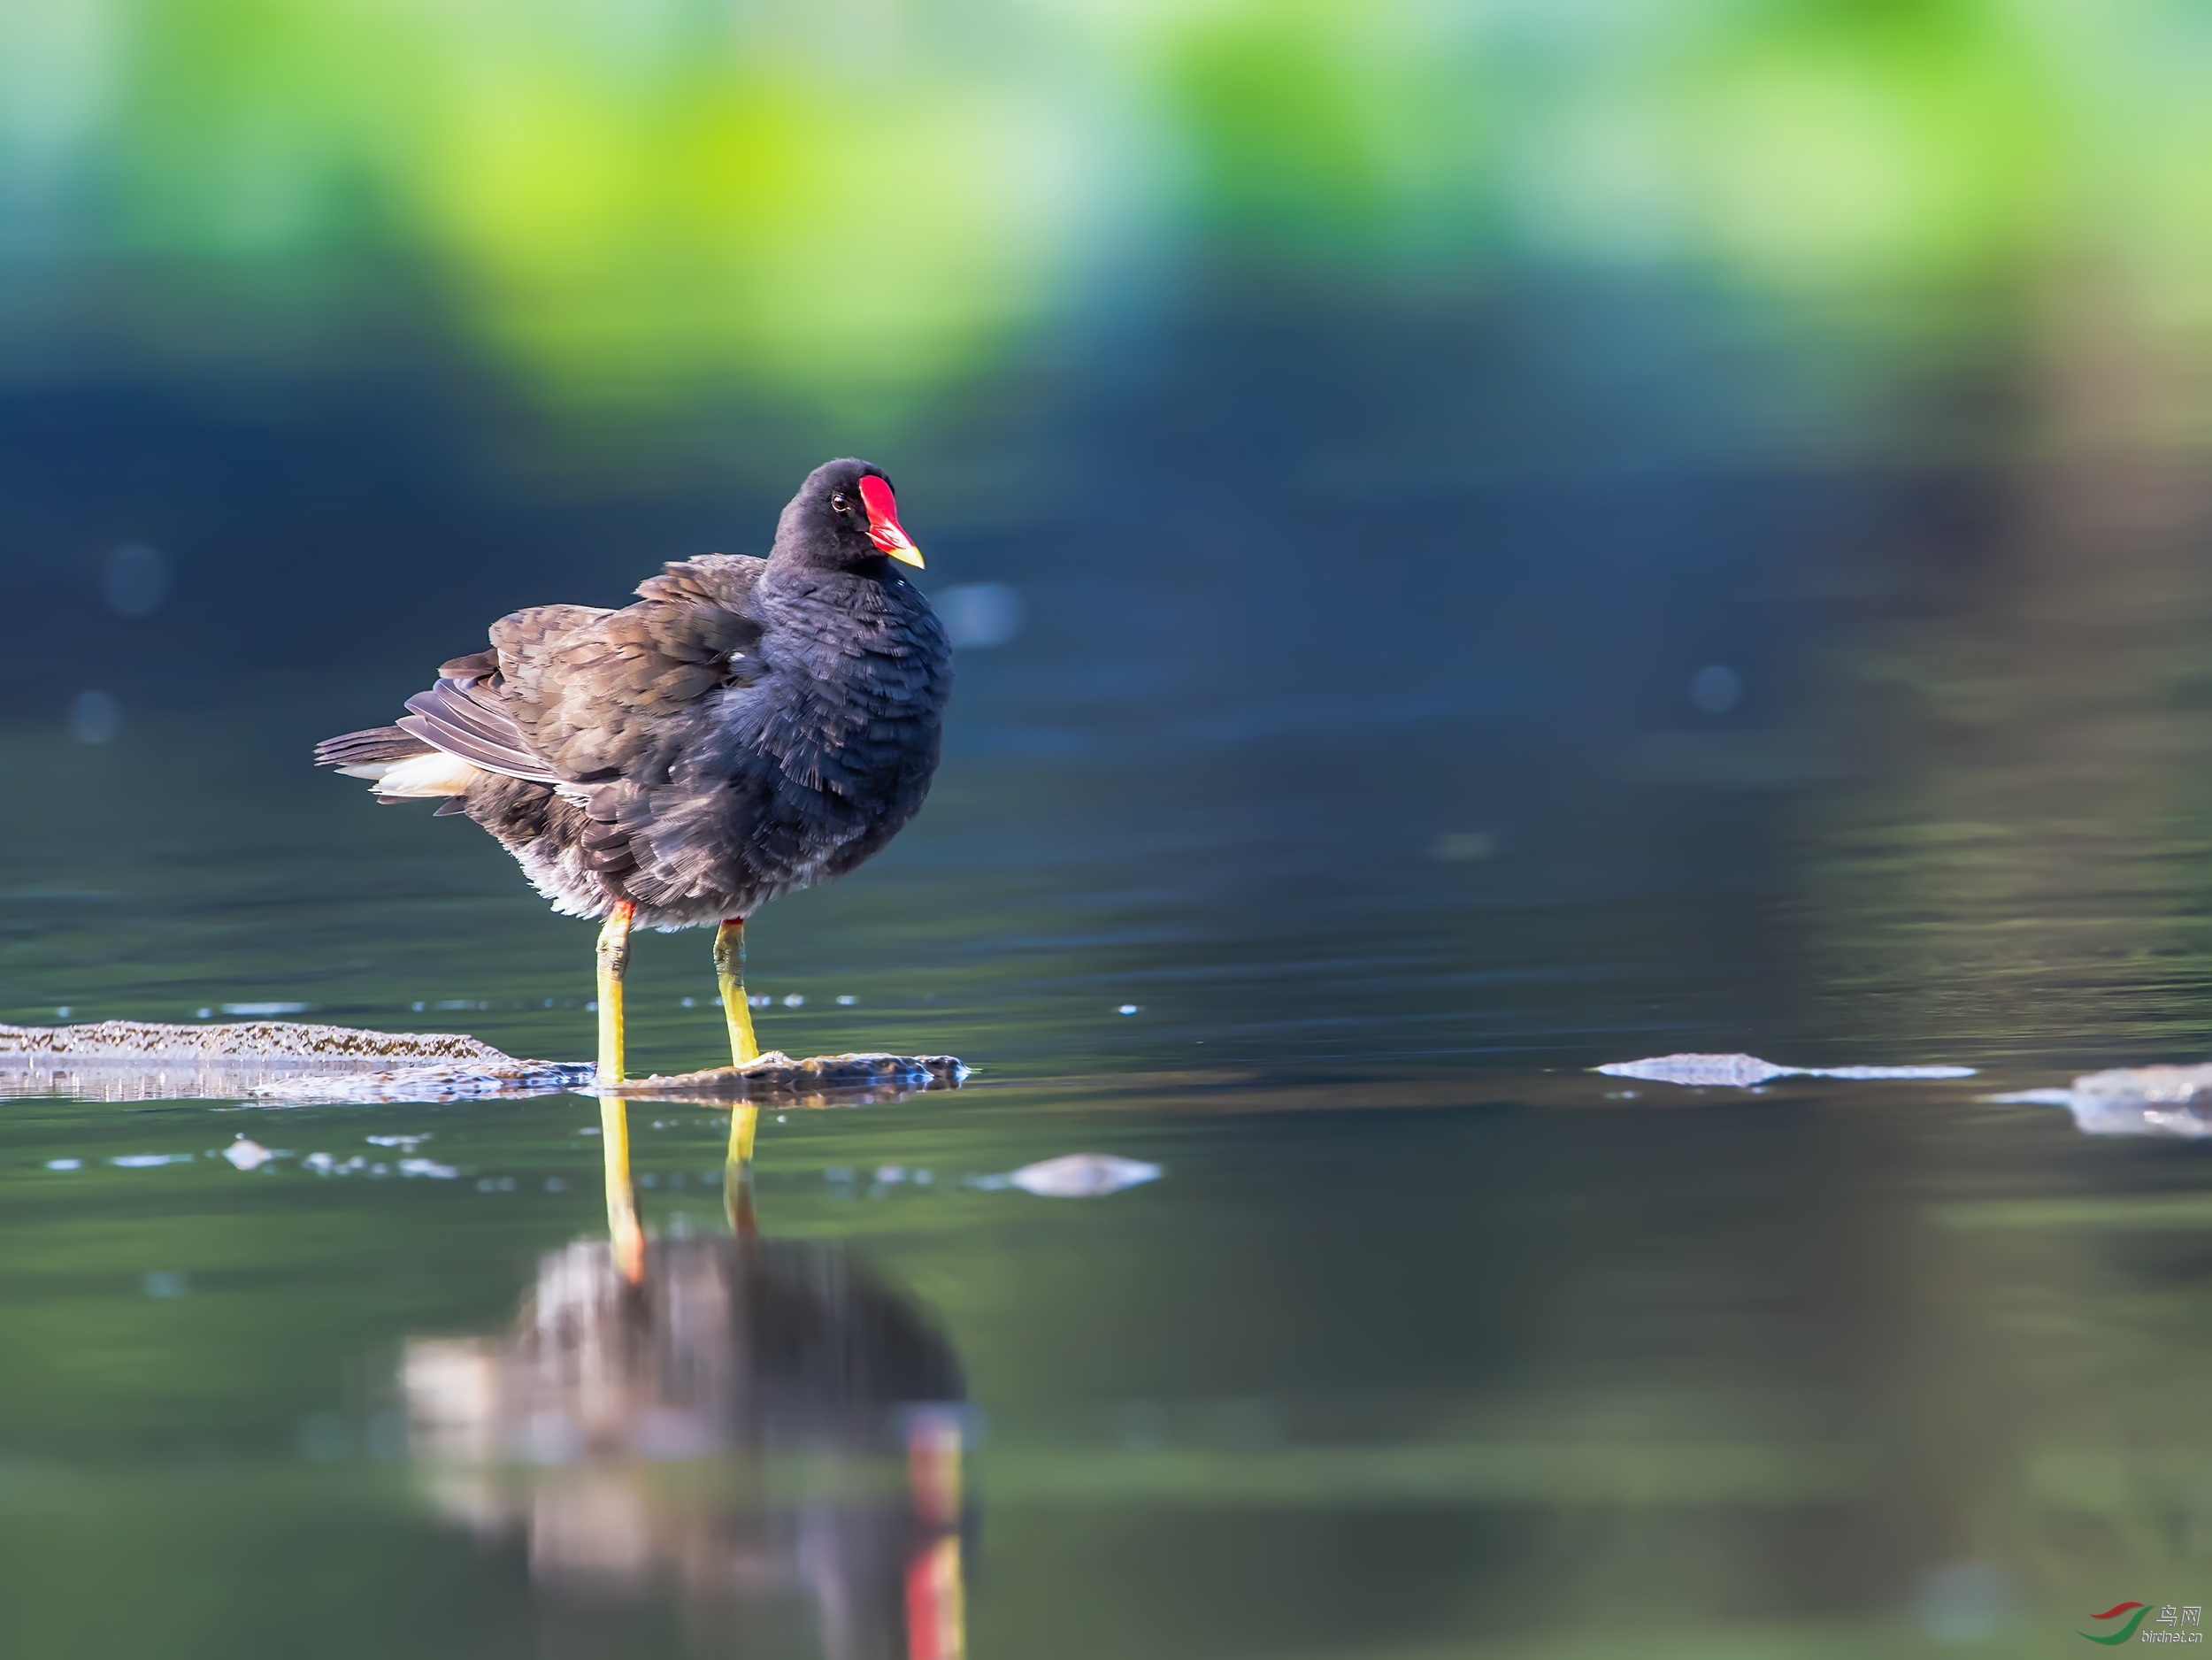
[[763, 559, 918, 623]]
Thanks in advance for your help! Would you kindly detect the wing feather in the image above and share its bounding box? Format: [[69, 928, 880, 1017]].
[[398, 679, 571, 786]]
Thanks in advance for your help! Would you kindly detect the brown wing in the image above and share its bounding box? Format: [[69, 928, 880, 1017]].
[[396, 677, 572, 785], [325, 557, 768, 892], [489, 556, 767, 784]]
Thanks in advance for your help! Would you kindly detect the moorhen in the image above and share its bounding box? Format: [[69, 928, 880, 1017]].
[[316, 458, 951, 1081]]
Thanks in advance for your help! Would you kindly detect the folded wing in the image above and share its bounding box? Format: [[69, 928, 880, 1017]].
[[397, 677, 570, 786], [317, 557, 769, 848]]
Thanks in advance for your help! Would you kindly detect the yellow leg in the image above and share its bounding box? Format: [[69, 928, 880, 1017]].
[[599, 1095, 645, 1285], [595, 900, 635, 1084], [714, 917, 760, 1066]]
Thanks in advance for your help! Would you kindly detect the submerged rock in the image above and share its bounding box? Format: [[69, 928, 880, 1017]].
[[0, 1018, 965, 1107], [615, 1051, 970, 1100], [0, 1018, 530, 1103], [255, 1060, 597, 1105], [257, 1050, 968, 1106], [1008, 1153, 1162, 1198], [1992, 1063, 2212, 1139], [1597, 1053, 1793, 1087], [223, 1137, 277, 1171], [1596, 1052, 1976, 1088], [0, 1018, 507, 1063]]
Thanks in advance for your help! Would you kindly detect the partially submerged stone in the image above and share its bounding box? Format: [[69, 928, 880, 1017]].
[[0, 1019, 965, 1108], [223, 1136, 278, 1171], [0, 1018, 508, 1064], [255, 1060, 597, 1106], [1598, 1053, 1794, 1087], [259, 1051, 969, 1106], [614, 1050, 969, 1099], [1596, 1052, 1976, 1088], [1008, 1153, 1161, 1198], [0, 1019, 537, 1104], [1992, 1063, 2212, 1139], [2073, 1063, 2212, 1111]]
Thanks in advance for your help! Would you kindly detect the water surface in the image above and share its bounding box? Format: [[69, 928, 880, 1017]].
[[8, 283, 2212, 1659]]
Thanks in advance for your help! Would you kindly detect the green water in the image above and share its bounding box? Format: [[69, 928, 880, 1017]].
[[11, 502, 2212, 1659]]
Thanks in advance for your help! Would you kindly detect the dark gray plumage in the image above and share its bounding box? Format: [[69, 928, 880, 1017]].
[[316, 458, 953, 931]]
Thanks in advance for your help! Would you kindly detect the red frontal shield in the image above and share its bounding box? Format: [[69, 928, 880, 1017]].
[[857, 476, 923, 567]]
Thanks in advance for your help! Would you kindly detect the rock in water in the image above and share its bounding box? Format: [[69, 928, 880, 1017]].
[[223, 1137, 277, 1171], [1991, 1062, 2212, 1139], [616, 1051, 970, 1097], [255, 1060, 599, 1105], [1597, 1053, 1795, 1087], [0, 1019, 549, 1105], [0, 1018, 965, 1108], [1009, 1154, 1162, 1198], [1596, 1052, 1977, 1087], [0, 1019, 508, 1063]]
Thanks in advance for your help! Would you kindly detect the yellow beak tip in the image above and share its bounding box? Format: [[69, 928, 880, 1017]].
[[889, 545, 926, 570]]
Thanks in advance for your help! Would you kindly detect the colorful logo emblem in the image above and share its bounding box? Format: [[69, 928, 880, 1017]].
[[2081, 1602, 2151, 1644]]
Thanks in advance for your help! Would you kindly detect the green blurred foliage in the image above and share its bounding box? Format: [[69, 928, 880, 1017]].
[[1667, 0, 2063, 288], [1158, 0, 1497, 265], [2, 0, 2209, 422]]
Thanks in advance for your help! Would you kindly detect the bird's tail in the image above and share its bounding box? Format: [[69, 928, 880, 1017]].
[[314, 725, 432, 773], [314, 725, 482, 807]]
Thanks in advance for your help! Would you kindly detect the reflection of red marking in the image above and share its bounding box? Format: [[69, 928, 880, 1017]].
[[905, 1537, 963, 1660], [905, 1410, 964, 1660], [2091, 1603, 2147, 1621]]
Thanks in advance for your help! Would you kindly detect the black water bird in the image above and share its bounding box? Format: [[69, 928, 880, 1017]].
[[316, 458, 952, 1080]]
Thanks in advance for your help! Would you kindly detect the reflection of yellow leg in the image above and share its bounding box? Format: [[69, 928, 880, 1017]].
[[723, 1104, 758, 1236], [600, 1095, 644, 1285], [595, 901, 635, 1084], [714, 917, 759, 1066]]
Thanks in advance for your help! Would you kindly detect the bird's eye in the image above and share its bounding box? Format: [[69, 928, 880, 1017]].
[[831, 493, 850, 515]]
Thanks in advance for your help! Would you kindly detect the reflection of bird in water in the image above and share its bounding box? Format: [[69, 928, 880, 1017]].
[[316, 459, 951, 1083], [404, 1101, 968, 1659]]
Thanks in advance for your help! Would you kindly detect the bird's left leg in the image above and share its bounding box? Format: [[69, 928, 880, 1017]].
[[595, 900, 636, 1084], [714, 917, 760, 1067]]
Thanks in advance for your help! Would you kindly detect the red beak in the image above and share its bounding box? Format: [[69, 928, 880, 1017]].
[[858, 475, 924, 568]]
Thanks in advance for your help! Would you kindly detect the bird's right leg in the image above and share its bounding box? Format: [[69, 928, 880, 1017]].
[[595, 900, 636, 1084], [714, 918, 760, 1067]]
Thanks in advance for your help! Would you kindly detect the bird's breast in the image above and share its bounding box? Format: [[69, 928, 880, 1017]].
[[691, 599, 947, 797]]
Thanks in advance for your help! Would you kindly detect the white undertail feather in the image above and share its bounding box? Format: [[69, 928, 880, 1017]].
[[342, 751, 485, 796]]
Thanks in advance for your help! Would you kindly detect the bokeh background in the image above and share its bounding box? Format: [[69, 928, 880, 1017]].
[[10, 4, 2212, 1658]]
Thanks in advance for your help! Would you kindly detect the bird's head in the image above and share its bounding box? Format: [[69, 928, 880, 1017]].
[[776, 457, 924, 573]]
